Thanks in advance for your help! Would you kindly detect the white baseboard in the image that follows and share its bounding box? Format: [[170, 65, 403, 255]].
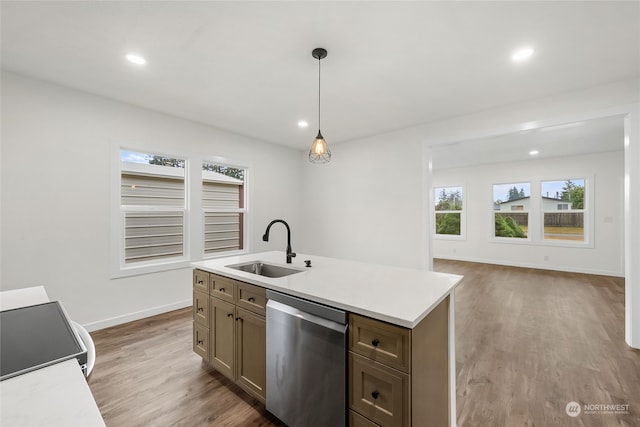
[[434, 255, 624, 278], [82, 299, 192, 332]]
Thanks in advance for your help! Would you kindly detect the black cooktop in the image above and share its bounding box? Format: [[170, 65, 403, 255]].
[[0, 301, 87, 381]]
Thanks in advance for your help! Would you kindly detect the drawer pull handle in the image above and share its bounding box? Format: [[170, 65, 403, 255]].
[[372, 338, 380, 347], [197, 339, 203, 345], [227, 313, 233, 318], [371, 390, 380, 399], [248, 297, 255, 302], [235, 317, 242, 321], [219, 287, 225, 293], [197, 307, 204, 313], [197, 280, 204, 284]]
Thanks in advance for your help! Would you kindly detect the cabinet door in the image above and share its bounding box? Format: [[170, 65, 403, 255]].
[[235, 307, 266, 402], [210, 297, 235, 381]]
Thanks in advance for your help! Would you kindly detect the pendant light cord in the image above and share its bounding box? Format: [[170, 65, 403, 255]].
[[318, 56, 321, 132]]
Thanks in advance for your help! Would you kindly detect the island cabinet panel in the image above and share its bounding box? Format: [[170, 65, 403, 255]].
[[348, 295, 450, 427], [193, 269, 267, 404]]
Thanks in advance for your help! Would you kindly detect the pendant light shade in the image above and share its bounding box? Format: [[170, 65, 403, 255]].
[[309, 48, 331, 164]]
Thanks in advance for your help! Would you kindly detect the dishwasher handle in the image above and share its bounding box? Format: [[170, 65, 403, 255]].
[[266, 289, 347, 325], [267, 300, 347, 334]]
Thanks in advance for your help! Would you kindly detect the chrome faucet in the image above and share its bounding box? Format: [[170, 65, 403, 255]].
[[262, 219, 296, 263]]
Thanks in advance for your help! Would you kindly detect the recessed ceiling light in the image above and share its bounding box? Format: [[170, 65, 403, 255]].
[[298, 120, 308, 128], [512, 47, 534, 62], [529, 150, 540, 156], [126, 53, 147, 65]]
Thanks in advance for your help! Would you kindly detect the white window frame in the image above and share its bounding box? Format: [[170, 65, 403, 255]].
[[433, 185, 466, 240], [539, 177, 593, 248], [491, 182, 532, 243], [488, 177, 594, 248], [111, 149, 190, 278], [111, 147, 251, 278]]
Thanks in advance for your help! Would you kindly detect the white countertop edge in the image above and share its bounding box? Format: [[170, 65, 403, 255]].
[[192, 252, 463, 329], [0, 359, 105, 427]]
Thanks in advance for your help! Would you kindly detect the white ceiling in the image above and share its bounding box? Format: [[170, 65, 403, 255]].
[[1, 1, 638, 151], [431, 115, 625, 169]]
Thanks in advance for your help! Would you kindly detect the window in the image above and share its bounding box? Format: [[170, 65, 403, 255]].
[[493, 182, 530, 239], [541, 179, 585, 242], [119, 151, 186, 265], [112, 149, 250, 277], [202, 162, 246, 255], [434, 186, 464, 238]]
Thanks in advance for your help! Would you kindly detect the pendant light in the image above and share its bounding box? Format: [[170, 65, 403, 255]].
[[309, 48, 331, 163]]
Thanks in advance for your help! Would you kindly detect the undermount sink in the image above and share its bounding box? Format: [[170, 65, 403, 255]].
[[226, 261, 304, 278]]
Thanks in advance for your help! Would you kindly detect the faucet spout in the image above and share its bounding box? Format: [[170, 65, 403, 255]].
[[263, 219, 296, 263]]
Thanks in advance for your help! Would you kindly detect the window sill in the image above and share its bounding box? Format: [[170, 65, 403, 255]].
[[111, 258, 191, 279]]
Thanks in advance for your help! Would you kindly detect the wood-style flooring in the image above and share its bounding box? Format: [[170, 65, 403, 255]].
[[435, 259, 640, 427], [87, 260, 640, 426], [87, 308, 284, 427]]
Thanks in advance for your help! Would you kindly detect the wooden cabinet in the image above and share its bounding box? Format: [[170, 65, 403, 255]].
[[348, 296, 450, 427], [193, 269, 266, 403], [193, 268, 452, 425]]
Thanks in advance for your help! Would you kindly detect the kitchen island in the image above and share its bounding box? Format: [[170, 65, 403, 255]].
[[191, 251, 463, 427]]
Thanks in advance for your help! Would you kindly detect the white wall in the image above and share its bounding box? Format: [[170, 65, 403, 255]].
[[432, 151, 624, 276], [299, 135, 429, 269], [0, 72, 303, 330]]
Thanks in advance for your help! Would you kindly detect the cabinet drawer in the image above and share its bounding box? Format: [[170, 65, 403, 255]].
[[350, 410, 379, 427], [349, 314, 411, 373], [236, 282, 267, 315], [349, 353, 409, 427], [193, 269, 209, 293], [193, 322, 209, 360], [193, 290, 209, 326], [210, 274, 236, 303]]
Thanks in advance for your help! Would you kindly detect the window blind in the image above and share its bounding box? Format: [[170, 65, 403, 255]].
[[124, 212, 184, 263], [202, 180, 243, 254], [121, 174, 184, 206], [121, 172, 185, 264]]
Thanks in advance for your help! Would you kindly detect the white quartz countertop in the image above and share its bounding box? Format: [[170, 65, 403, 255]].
[[0, 286, 105, 427], [0, 359, 105, 427], [191, 251, 463, 328]]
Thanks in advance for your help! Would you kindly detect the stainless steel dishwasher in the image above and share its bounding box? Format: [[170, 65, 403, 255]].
[[266, 290, 347, 427]]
